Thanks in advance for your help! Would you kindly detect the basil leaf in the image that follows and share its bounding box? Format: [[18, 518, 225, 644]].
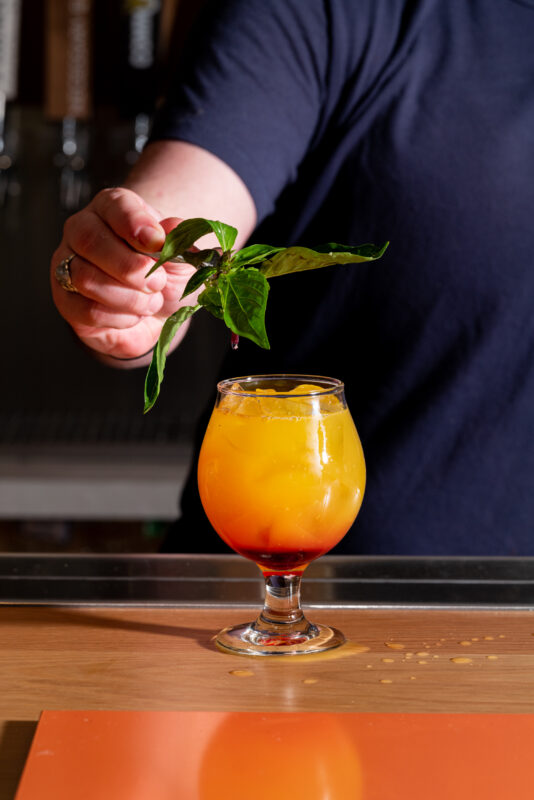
[[208, 220, 237, 252], [145, 219, 215, 277], [144, 305, 201, 412], [198, 285, 224, 319], [313, 241, 390, 258], [145, 218, 235, 277], [181, 249, 221, 270], [219, 268, 270, 349], [259, 241, 389, 278], [143, 216, 389, 411], [181, 266, 218, 299], [230, 243, 285, 269]]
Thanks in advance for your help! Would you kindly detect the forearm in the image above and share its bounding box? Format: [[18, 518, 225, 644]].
[[123, 139, 257, 249]]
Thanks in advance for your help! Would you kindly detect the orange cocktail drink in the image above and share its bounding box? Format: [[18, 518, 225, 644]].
[[198, 378, 365, 573], [198, 375, 365, 656]]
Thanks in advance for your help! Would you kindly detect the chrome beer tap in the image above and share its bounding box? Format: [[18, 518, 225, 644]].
[[0, 0, 22, 207]]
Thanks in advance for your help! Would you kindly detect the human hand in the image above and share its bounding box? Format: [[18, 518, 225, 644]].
[[50, 187, 197, 362]]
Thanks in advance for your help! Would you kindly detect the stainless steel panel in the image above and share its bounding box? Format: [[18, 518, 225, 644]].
[[1, 554, 534, 608]]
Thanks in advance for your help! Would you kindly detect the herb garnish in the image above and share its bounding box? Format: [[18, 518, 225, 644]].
[[143, 217, 388, 412]]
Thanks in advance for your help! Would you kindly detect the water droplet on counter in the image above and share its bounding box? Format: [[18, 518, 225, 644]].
[[380, 679, 393, 684], [450, 657, 473, 664], [385, 642, 405, 650], [417, 660, 428, 665], [486, 655, 499, 661], [416, 652, 428, 657], [459, 641, 472, 646], [229, 669, 255, 677], [471, 637, 479, 641], [381, 658, 395, 663], [302, 678, 319, 684], [484, 636, 494, 641]]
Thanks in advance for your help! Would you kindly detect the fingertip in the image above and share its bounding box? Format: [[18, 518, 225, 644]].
[[145, 270, 167, 293], [160, 217, 183, 234], [135, 224, 166, 251]]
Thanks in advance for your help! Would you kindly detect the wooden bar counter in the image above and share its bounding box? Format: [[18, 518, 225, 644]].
[[2, 554, 534, 798]]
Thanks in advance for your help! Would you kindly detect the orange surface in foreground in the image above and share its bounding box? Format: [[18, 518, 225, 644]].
[[16, 710, 534, 800], [198, 388, 365, 566]]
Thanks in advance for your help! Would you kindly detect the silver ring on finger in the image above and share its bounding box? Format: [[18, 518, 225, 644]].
[[55, 254, 79, 294]]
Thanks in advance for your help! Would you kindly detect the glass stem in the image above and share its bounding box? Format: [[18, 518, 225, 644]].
[[258, 572, 305, 627]]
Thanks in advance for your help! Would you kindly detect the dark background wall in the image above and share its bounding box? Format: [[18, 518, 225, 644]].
[[1, 0, 223, 447]]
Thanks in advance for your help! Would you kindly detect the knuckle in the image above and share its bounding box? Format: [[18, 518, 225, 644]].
[[82, 299, 113, 328], [131, 293, 151, 315], [96, 186, 123, 204], [62, 212, 80, 240], [128, 290, 161, 317], [115, 254, 153, 287], [118, 290, 143, 316], [96, 186, 135, 212], [86, 302, 139, 330], [63, 211, 99, 255], [72, 224, 100, 256], [80, 299, 103, 326], [69, 260, 91, 295]]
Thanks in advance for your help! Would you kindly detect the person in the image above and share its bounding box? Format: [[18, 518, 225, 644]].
[[51, 0, 534, 556]]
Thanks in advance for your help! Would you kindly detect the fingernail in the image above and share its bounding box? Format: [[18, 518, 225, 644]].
[[136, 225, 164, 250]]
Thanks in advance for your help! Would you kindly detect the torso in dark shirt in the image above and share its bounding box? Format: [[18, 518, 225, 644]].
[[153, 0, 534, 555]]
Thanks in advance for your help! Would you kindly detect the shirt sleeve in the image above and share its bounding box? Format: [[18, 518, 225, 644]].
[[150, 0, 330, 223]]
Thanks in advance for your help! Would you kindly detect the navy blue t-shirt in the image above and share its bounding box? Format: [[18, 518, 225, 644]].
[[152, 0, 534, 555]]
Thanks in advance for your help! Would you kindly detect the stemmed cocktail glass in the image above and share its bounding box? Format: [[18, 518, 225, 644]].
[[197, 375, 365, 656]]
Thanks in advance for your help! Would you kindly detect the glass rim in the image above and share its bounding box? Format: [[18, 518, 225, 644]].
[[217, 374, 344, 398]]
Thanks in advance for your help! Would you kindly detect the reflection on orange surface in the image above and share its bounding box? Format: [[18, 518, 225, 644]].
[[199, 713, 361, 799], [15, 710, 534, 799]]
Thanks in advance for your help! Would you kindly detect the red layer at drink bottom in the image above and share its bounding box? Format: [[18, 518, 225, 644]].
[[237, 546, 326, 574]]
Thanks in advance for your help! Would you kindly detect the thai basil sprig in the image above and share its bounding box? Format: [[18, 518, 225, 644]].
[[143, 217, 388, 412]]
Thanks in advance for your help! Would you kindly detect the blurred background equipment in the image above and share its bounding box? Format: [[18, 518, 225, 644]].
[[0, 0, 219, 549], [0, 0, 22, 206]]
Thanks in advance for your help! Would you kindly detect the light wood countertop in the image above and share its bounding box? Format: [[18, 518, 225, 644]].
[[2, 603, 534, 798]]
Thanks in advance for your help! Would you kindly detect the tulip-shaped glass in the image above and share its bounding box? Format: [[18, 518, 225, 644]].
[[198, 375, 365, 655]]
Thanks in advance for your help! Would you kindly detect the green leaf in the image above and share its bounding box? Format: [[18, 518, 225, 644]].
[[219, 268, 270, 349], [181, 249, 221, 270], [144, 305, 201, 412], [313, 241, 390, 258], [198, 285, 224, 319], [230, 243, 285, 269], [208, 220, 237, 252], [142, 216, 389, 412], [259, 241, 389, 278], [181, 265, 217, 299], [145, 218, 235, 277], [145, 219, 214, 277]]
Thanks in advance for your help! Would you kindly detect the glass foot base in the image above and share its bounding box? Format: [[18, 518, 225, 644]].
[[216, 621, 346, 656]]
